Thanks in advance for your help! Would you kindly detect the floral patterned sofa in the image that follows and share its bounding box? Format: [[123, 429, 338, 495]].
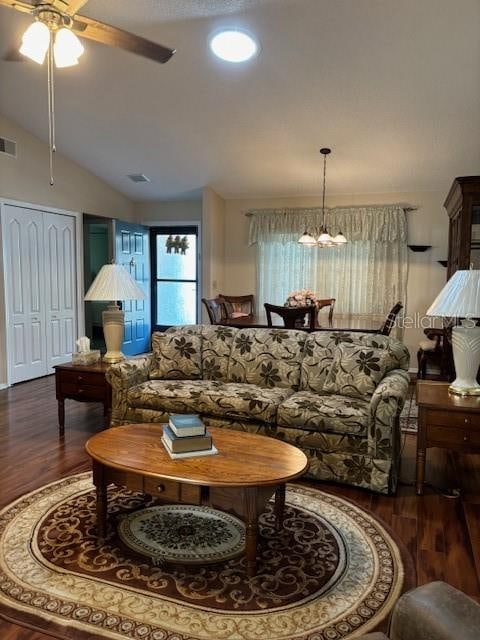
[[106, 325, 410, 494]]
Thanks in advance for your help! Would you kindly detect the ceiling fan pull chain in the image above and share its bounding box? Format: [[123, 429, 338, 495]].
[[47, 38, 56, 186]]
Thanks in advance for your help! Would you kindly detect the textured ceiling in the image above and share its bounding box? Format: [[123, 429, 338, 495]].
[[1, 0, 479, 201]]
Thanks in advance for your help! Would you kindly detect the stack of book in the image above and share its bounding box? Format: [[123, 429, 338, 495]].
[[161, 414, 217, 459]]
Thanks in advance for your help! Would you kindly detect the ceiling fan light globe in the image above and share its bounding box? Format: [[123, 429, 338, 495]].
[[54, 28, 84, 68], [19, 21, 50, 65]]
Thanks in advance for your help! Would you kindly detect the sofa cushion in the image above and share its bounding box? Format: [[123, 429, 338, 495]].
[[201, 325, 237, 381], [199, 382, 292, 423], [150, 332, 202, 380], [277, 391, 370, 436], [228, 328, 306, 390], [127, 380, 292, 424], [323, 344, 394, 399], [128, 380, 221, 414]]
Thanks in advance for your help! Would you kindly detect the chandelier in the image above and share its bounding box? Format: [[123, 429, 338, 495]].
[[298, 148, 348, 247]]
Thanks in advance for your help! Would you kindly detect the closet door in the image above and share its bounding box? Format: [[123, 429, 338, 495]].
[[44, 212, 77, 370], [3, 205, 47, 383]]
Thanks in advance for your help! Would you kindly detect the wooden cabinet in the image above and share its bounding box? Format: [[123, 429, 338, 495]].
[[444, 176, 480, 278]]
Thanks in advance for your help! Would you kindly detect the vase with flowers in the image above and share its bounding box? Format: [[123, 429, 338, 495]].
[[284, 288, 318, 308], [284, 289, 318, 327]]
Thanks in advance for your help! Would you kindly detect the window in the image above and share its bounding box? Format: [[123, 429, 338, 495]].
[[151, 226, 199, 330]]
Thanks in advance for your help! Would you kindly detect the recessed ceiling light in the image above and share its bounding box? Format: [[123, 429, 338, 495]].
[[210, 30, 258, 63]]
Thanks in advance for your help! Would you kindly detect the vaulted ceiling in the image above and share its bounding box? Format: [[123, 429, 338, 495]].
[[1, 0, 479, 201]]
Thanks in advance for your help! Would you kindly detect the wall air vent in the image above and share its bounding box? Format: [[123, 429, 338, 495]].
[[0, 137, 17, 158], [127, 173, 151, 183]]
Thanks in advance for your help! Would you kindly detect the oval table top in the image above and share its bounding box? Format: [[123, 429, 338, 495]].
[[86, 424, 308, 488]]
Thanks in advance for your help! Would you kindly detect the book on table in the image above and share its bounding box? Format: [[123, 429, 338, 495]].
[[161, 436, 218, 459], [163, 426, 212, 453], [169, 414, 205, 437]]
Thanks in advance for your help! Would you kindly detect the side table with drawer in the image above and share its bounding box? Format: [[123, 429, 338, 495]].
[[416, 380, 480, 495], [54, 362, 112, 435]]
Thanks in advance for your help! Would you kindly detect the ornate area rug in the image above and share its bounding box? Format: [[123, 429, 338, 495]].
[[118, 504, 246, 563], [0, 473, 409, 640]]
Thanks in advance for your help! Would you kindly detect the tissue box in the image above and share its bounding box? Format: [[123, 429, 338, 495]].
[[72, 350, 101, 366]]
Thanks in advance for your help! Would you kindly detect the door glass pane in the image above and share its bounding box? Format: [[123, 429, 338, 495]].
[[156, 281, 197, 325], [156, 235, 197, 280]]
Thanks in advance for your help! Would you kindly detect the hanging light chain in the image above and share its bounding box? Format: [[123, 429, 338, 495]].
[[47, 35, 56, 186], [321, 150, 327, 230]]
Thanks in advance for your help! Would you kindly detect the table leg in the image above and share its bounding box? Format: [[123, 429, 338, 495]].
[[416, 408, 427, 496], [103, 403, 111, 429], [58, 399, 65, 436], [93, 461, 107, 539], [274, 484, 286, 529], [243, 487, 258, 577]]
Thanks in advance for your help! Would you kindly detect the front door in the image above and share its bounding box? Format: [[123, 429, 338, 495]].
[[114, 221, 151, 356]]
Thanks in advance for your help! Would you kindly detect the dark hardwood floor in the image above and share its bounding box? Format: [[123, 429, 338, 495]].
[[0, 374, 479, 639]]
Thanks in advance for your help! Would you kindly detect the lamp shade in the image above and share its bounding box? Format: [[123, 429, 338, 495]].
[[84, 264, 146, 301], [426, 270, 480, 317]]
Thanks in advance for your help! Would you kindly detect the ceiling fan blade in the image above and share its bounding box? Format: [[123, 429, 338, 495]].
[[2, 45, 26, 61], [0, 0, 34, 13], [72, 15, 175, 64], [50, 0, 89, 16]]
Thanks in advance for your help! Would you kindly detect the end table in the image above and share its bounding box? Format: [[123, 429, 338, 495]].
[[416, 381, 480, 495], [54, 362, 112, 435]]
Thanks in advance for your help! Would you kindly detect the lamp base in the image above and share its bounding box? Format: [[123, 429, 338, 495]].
[[449, 325, 480, 397], [102, 303, 125, 365]]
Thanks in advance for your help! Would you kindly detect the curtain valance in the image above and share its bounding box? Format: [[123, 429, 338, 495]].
[[248, 205, 408, 244]]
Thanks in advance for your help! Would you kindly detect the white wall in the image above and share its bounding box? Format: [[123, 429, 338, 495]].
[[202, 187, 226, 316], [0, 114, 135, 386], [222, 190, 450, 364], [0, 114, 134, 219], [135, 199, 202, 224]]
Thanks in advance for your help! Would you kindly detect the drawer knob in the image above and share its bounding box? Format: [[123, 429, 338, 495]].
[[78, 375, 83, 381], [464, 418, 469, 424], [157, 484, 165, 493], [464, 434, 469, 442], [78, 388, 83, 394]]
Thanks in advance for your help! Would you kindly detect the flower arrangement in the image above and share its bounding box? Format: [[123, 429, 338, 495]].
[[285, 288, 317, 307]]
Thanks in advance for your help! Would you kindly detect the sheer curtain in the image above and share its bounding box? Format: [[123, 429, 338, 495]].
[[250, 205, 408, 317]]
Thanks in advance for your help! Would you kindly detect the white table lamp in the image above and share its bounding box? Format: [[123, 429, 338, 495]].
[[84, 263, 146, 364], [426, 270, 480, 396]]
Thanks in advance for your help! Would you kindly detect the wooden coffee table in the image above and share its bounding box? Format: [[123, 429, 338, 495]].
[[85, 424, 308, 576]]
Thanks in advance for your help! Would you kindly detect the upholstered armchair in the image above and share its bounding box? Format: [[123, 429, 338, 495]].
[[358, 581, 480, 640]]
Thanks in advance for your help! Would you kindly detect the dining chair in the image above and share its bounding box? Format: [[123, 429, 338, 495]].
[[264, 303, 316, 330], [201, 298, 226, 325], [316, 298, 336, 327], [219, 294, 255, 318], [379, 302, 403, 336]]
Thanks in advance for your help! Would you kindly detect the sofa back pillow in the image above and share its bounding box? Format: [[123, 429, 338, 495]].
[[300, 331, 410, 392], [150, 330, 202, 380], [323, 343, 395, 399], [228, 328, 306, 390], [201, 325, 237, 381]]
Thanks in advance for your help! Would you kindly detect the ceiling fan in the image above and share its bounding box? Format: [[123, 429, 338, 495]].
[[0, 0, 176, 64], [0, 0, 175, 185]]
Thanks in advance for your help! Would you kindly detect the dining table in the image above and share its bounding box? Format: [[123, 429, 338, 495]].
[[220, 313, 385, 333]]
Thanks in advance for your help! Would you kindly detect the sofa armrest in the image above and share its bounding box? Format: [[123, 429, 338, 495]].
[[390, 581, 480, 640], [368, 368, 410, 460], [106, 355, 153, 425]]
